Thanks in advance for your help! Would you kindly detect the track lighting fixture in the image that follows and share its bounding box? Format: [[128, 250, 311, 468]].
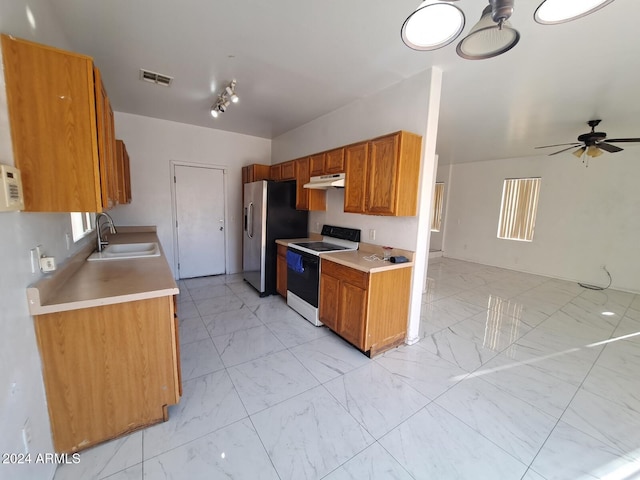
[[210, 80, 239, 119], [401, 0, 615, 60]]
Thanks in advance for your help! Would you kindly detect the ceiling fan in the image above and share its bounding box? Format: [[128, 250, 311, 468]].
[[535, 120, 640, 158]]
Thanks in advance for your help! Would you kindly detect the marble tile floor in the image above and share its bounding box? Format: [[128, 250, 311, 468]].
[[54, 259, 640, 480]]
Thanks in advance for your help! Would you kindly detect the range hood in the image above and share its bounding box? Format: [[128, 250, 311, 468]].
[[303, 173, 345, 189]]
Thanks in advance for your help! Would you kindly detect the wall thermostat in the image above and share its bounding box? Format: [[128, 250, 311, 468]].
[[0, 163, 25, 212]]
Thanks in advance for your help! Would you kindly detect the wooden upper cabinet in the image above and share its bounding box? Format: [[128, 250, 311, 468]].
[[344, 132, 421, 216], [325, 148, 345, 174], [1, 34, 112, 212], [269, 164, 282, 181], [367, 134, 399, 215], [367, 131, 422, 216], [343, 142, 369, 214], [295, 158, 326, 211], [95, 67, 118, 209], [242, 164, 270, 184], [280, 161, 296, 180], [115, 140, 132, 204], [309, 153, 325, 176]]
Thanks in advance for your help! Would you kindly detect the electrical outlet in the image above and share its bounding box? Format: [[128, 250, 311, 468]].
[[369, 229, 376, 240], [40, 256, 56, 272]]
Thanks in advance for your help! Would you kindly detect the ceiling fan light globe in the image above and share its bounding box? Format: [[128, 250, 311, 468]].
[[587, 145, 604, 157], [572, 147, 586, 158], [401, 1, 465, 51], [534, 0, 615, 25]]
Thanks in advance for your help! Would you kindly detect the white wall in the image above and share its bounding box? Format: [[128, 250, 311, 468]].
[[443, 151, 640, 293], [0, 2, 92, 479], [111, 112, 271, 276], [272, 69, 441, 342]]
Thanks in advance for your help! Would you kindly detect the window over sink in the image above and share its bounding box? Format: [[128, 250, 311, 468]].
[[70, 212, 95, 242]]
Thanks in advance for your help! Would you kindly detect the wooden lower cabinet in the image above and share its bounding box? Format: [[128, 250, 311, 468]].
[[319, 259, 412, 357], [276, 244, 288, 298], [34, 296, 181, 453]]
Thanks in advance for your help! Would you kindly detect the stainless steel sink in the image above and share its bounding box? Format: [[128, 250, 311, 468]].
[[87, 242, 160, 261]]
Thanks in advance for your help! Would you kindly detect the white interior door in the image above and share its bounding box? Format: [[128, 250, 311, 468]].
[[174, 164, 225, 278]]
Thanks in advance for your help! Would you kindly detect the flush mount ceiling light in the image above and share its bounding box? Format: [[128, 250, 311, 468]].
[[210, 80, 239, 119], [401, 0, 465, 51], [456, 0, 520, 60], [534, 0, 615, 25]]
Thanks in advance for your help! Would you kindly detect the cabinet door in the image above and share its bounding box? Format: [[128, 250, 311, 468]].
[[281, 161, 296, 180], [276, 247, 288, 298], [34, 297, 179, 453], [319, 273, 339, 332], [115, 140, 132, 204], [94, 67, 118, 210], [339, 282, 367, 349], [270, 164, 282, 181], [309, 153, 325, 176], [367, 133, 399, 215], [343, 142, 369, 214], [295, 158, 326, 211], [325, 148, 345, 173], [295, 158, 310, 210], [1, 35, 102, 212]]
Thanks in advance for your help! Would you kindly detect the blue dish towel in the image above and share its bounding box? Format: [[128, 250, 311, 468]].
[[286, 250, 304, 273]]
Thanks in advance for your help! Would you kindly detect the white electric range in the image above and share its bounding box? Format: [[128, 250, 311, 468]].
[[286, 225, 361, 326]]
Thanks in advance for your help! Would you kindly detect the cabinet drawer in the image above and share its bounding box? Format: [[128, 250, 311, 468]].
[[321, 259, 367, 289], [277, 244, 288, 257]]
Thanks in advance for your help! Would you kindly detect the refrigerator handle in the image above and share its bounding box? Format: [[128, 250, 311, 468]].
[[244, 207, 248, 233], [247, 202, 254, 239]]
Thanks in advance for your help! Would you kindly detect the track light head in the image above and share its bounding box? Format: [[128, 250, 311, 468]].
[[209, 80, 238, 119]]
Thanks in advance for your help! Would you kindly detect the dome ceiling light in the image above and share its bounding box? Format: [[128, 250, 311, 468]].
[[401, 0, 465, 51], [534, 0, 615, 25]]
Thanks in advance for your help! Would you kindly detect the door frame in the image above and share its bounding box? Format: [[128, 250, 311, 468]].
[[170, 160, 228, 278]]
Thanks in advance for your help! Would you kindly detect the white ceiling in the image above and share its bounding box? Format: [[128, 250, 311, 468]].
[[48, 0, 640, 164]]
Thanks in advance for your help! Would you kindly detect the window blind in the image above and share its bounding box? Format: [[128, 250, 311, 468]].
[[497, 178, 541, 241]]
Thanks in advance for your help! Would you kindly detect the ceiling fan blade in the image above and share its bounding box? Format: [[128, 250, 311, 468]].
[[535, 142, 581, 149], [549, 145, 582, 156], [604, 138, 640, 143], [597, 142, 624, 153]]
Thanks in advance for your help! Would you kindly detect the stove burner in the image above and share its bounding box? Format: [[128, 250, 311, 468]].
[[294, 241, 350, 252]]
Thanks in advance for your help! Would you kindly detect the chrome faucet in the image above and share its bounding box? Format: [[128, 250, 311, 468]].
[[96, 212, 117, 252]]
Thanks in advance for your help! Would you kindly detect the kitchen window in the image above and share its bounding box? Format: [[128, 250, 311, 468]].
[[431, 182, 445, 232], [70, 212, 94, 242], [497, 177, 541, 242]]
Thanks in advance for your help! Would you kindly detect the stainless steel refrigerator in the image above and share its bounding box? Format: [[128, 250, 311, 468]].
[[243, 180, 308, 296]]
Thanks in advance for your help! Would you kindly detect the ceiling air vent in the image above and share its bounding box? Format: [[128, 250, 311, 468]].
[[139, 69, 173, 87]]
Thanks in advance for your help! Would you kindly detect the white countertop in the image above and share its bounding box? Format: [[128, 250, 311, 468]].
[[276, 237, 414, 274], [27, 229, 179, 315]]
